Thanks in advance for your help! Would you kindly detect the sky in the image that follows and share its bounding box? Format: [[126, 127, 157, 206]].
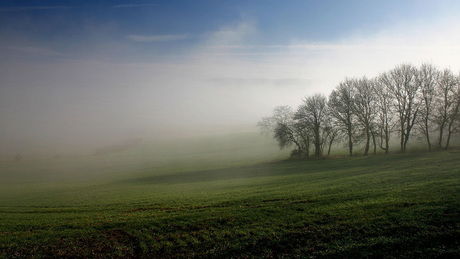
[[1, 0, 460, 158]]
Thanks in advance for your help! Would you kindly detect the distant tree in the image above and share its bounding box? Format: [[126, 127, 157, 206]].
[[416, 64, 438, 151], [328, 79, 356, 156], [381, 64, 421, 153], [260, 62, 459, 158], [434, 69, 460, 150], [292, 120, 312, 159], [374, 76, 394, 154], [294, 94, 329, 157], [272, 122, 299, 150], [258, 106, 293, 136], [445, 74, 460, 149], [353, 77, 378, 155], [258, 106, 310, 159], [323, 121, 339, 156]]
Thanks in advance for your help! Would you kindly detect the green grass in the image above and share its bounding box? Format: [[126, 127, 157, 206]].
[[0, 136, 459, 257]]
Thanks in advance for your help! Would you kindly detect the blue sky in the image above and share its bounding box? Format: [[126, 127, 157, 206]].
[[2, 0, 458, 61], [1, 0, 460, 157]]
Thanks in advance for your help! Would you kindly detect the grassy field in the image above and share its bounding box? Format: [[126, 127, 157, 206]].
[[0, 133, 459, 257]]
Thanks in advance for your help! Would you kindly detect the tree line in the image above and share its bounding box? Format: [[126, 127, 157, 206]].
[[258, 64, 460, 159]]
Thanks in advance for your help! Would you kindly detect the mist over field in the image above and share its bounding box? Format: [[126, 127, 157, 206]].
[[1, 2, 460, 257], [1, 1, 460, 162]]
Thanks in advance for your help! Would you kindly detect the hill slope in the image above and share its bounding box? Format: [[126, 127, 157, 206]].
[[0, 149, 459, 257]]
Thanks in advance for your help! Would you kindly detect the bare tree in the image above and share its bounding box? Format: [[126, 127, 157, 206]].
[[258, 106, 293, 135], [434, 69, 460, 150], [258, 106, 299, 150], [323, 121, 339, 156], [374, 77, 394, 154], [381, 64, 421, 153], [415, 64, 438, 151], [258, 106, 310, 159], [260, 63, 460, 157], [328, 79, 356, 156], [353, 77, 377, 156], [442, 72, 460, 150], [294, 94, 329, 157], [273, 122, 301, 151]]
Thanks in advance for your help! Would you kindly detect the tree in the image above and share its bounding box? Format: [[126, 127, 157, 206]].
[[260, 62, 459, 158], [258, 106, 298, 150], [323, 121, 339, 156], [353, 77, 377, 156], [374, 76, 394, 154], [294, 94, 329, 157], [291, 120, 312, 159], [328, 79, 356, 156], [416, 64, 438, 151], [381, 64, 421, 153], [258, 106, 310, 159], [258, 106, 293, 135], [434, 69, 460, 150], [445, 84, 460, 150]]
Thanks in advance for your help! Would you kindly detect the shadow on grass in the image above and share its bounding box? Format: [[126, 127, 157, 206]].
[[120, 152, 434, 185], [122, 164, 285, 185]]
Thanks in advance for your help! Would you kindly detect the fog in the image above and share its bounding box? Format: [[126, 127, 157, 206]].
[[1, 7, 460, 160], [0, 58, 308, 159]]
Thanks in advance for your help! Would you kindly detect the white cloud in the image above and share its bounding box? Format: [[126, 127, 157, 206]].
[[192, 16, 460, 96], [205, 21, 257, 46]]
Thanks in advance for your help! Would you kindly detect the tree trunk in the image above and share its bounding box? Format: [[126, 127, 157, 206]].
[[384, 126, 390, 154], [327, 136, 334, 156], [445, 132, 452, 150], [425, 118, 432, 151], [363, 128, 370, 156], [385, 136, 389, 154], [315, 129, 321, 157], [348, 132, 353, 156], [372, 132, 377, 155], [400, 125, 405, 153], [438, 120, 446, 149], [445, 122, 454, 150], [403, 132, 409, 153], [348, 143, 353, 156], [379, 126, 390, 154]]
